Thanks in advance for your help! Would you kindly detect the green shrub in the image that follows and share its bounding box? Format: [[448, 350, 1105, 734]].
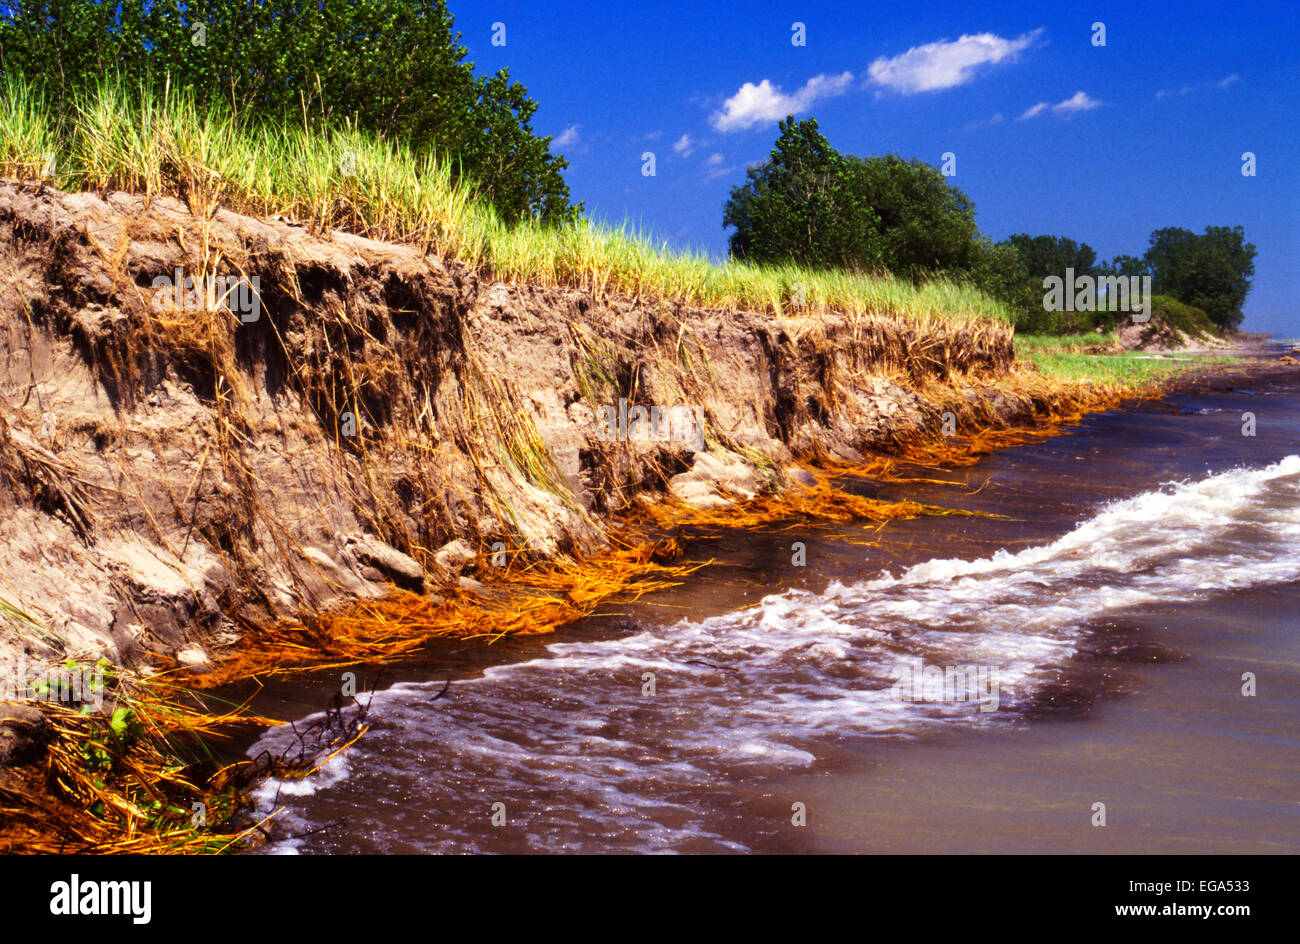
[[1148, 295, 1219, 337]]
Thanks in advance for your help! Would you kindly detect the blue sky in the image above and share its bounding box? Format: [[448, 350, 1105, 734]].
[[456, 0, 1298, 335]]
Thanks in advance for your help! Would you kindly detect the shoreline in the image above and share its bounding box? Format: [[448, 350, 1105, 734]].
[[7, 351, 1290, 854], [0, 175, 1293, 851], [237, 369, 1300, 854]]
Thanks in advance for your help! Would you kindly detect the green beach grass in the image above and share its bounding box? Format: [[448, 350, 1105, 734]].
[[1012, 331, 1121, 354], [0, 77, 1009, 329], [1016, 333, 1240, 385]]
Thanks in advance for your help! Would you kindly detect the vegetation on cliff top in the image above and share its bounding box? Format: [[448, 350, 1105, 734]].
[[0, 1, 1256, 342], [0, 0, 577, 223], [0, 77, 1011, 327], [724, 116, 1257, 336]]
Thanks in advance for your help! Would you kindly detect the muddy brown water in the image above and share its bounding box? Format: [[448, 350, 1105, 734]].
[[232, 358, 1300, 854]]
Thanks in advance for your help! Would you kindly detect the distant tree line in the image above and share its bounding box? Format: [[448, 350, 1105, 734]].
[[0, 0, 579, 223], [724, 117, 1257, 333], [983, 227, 1256, 333]]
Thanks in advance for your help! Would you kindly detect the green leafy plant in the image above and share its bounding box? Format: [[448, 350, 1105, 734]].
[[0, 0, 579, 223]]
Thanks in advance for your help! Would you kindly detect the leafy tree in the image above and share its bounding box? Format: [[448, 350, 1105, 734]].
[[723, 116, 978, 278], [1003, 233, 1098, 281], [0, 0, 578, 222], [967, 237, 1046, 329], [1143, 225, 1255, 330], [1099, 253, 1149, 278], [723, 116, 884, 270], [844, 153, 979, 278], [0, 0, 137, 94], [977, 234, 1103, 332], [968, 237, 1027, 306]]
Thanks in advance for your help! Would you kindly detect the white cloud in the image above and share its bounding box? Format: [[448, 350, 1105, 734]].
[[867, 29, 1042, 94], [706, 152, 724, 166], [710, 71, 854, 132], [1020, 91, 1101, 119], [963, 111, 1005, 131], [1156, 74, 1240, 100], [553, 124, 581, 149], [1052, 90, 1102, 113], [673, 133, 695, 156]]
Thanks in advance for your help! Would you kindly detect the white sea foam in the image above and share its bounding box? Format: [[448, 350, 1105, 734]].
[[249, 456, 1300, 851]]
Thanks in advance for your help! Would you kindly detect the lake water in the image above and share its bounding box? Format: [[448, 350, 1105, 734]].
[[244, 362, 1300, 854]]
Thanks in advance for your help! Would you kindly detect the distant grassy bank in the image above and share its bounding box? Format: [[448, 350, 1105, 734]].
[[0, 78, 1008, 329], [1016, 333, 1241, 385]]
